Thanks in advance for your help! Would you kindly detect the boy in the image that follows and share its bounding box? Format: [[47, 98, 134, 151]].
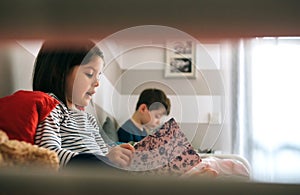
[[117, 88, 171, 143]]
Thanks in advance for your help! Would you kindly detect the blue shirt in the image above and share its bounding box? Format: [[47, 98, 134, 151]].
[[117, 119, 147, 143]]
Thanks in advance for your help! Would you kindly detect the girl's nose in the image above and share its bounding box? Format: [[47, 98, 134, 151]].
[[94, 75, 100, 87], [94, 80, 100, 87]]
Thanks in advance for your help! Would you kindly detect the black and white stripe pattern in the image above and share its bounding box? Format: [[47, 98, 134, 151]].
[[35, 94, 108, 167]]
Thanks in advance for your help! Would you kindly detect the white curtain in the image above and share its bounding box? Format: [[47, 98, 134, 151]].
[[233, 37, 300, 183]]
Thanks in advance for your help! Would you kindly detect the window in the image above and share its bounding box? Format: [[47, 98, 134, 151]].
[[244, 37, 300, 183]]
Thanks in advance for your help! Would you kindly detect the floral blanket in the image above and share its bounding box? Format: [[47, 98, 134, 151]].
[[182, 156, 250, 179]]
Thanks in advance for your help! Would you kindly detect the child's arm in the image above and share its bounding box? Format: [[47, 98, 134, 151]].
[[35, 108, 78, 167]]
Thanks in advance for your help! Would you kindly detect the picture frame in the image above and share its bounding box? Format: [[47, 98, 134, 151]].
[[165, 40, 196, 78]]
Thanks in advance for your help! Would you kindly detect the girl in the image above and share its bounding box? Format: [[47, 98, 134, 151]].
[[32, 40, 134, 170]]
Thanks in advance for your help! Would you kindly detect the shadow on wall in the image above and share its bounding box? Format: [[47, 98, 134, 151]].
[[0, 41, 38, 98], [0, 47, 14, 97]]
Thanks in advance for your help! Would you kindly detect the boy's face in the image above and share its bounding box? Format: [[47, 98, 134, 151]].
[[65, 56, 104, 109], [144, 107, 167, 131]]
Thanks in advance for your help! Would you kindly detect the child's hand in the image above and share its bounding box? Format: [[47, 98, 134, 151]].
[[119, 143, 135, 152], [106, 143, 135, 168], [128, 141, 136, 146]]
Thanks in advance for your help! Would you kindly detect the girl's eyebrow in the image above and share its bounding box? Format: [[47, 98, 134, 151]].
[[83, 66, 100, 73], [83, 66, 95, 71]]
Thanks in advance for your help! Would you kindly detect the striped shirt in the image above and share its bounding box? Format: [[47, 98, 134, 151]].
[[34, 94, 108, 167]]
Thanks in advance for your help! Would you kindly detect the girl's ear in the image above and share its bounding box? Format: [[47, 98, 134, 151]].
[[138, 104, 148, 113]]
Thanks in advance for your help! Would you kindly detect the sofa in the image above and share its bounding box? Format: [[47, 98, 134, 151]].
[[1, 90, 300, 194]]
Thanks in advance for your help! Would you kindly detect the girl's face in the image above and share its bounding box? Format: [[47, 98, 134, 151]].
[[144, 107, 167, 131], [65, 55, 104, 109]]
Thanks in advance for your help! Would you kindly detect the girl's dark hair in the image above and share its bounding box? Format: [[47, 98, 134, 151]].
[[135, 88, 171, 115], [32, 40, 104, 106]]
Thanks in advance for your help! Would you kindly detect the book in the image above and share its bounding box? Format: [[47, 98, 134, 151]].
[[127, 118, 201, 176]]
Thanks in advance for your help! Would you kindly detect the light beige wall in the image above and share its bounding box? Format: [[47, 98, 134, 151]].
[[0, 44, 14, 97], [117, 69, 224, 95], [0, 42, 35, 97]]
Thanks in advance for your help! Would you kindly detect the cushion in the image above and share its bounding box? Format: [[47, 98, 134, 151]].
[[102, 116, 118, 142], [0, 90, 59, 144], [0, 130, 59, 171]]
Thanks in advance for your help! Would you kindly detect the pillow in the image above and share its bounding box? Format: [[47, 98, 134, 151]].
[[102, 116, 119, 142], [0, 90, 59, 144], [0, 130, 59, 171]]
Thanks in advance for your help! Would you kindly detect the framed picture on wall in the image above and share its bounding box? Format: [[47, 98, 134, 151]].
[[165, 40, 196, 78]]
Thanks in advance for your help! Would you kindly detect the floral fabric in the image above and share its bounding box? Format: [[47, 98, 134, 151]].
[[128, 118, 201, 176]]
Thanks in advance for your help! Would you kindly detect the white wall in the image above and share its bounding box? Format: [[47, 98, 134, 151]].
[[0, 41, 37, 97]]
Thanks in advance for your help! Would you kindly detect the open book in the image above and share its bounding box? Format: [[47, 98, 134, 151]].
[[127, 118, 201, 176]]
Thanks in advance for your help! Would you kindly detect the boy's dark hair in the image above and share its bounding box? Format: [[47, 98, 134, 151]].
[[135, 88, 171, 115], [32, 40, 104, 106]]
